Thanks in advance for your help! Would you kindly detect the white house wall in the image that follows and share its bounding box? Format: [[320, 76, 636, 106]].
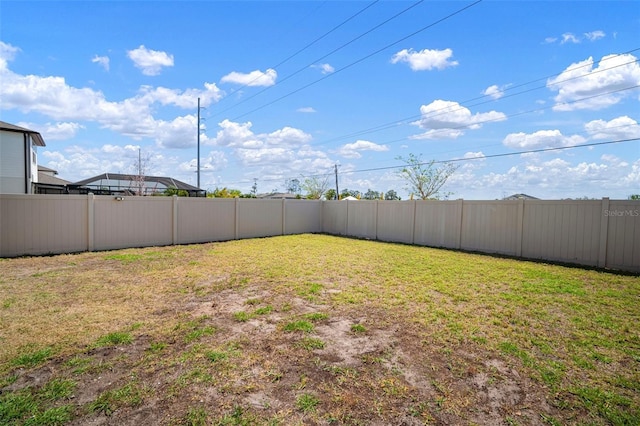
[[0, 131, 27, 194]]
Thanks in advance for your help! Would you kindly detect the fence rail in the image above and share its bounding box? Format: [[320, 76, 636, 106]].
[[1, 194, 638, 272]]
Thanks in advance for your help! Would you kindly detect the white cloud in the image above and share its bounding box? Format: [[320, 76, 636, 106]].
[[41, 122, 85, 140], [561, 33, 580, 44], [503, 129, 586, 149], [411, 100, 506, 140], [584, 116, 640, 140], [391, 48, 458, 71], [127, 45, 174, 76], [312, 63, 334, 74], [211, 119, 312, 150], [297, 107, 316, 113], [483, 84, 509, 100], [0, 41, 19, 70], [0, 47, 221, 148], [337, 140, 389, 159], [543, 37, 558, 44], [547, 53, 640, 111], [92, 55, 110, 71], [584, 30, 606, 41], [220, 68, 277, 87]]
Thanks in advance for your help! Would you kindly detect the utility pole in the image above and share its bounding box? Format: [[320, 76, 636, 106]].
[[334, 164, 339, 200], [197, 97, 201, 189]]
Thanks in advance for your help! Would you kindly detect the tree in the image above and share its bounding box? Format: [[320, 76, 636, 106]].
[[397, 153, 458, 200], [302, 175, 330, 200], [340, 189, 361, 199], [385, 190, 401, 200], [363, 189, 381, 200], [164, 187, 189, 197], [208, 187, 242, 198], [324, 188, 337, 200], [250, 178, 258, 197], [630, 194, 640, 200], [130, 149, 153, 196], [285, 178, 301, 195]]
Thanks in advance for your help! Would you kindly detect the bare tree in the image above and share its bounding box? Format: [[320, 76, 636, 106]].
[[130, 149, 153, 196], [397, 153, 458, 200], [302, 175, 330, 199]]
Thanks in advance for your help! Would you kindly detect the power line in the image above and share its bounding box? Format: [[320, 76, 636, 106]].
[[214, 1, 381, 105], [213, 0, 425, 118], [217, 136, 639, 187], [307, 50, 640, 147], [229, 0, 484, 121]]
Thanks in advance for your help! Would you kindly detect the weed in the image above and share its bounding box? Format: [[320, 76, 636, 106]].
[[350, 323, 366, 333], [41, 378, 76, 401], [296, 337, 325, 350], [148, 342, 167, 353], [283, 320, 314, 333], [95, 331, 133, 347], [303, 312, 328, 322], [218, 405, 257, 425], [0, 390, 37, 423], [245, 298, 261, 305], [25, 405, 73, 425], [184, 406, 208, 426], [205, 350, 228, 363], [12, 347, 52, 368], [185, 326, 215, 343], [90, 381, 147, 415], [296, 393, 319, 413], [233, 311, 252, 322], [254, 305, 273, 315]]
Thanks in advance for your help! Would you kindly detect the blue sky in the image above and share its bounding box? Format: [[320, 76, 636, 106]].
[[1, 0, 639, 199]]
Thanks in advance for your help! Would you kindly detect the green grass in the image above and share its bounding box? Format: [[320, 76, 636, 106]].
[[11, 347, 52, 368], [89, 381, 148, 415], [283, 320, 314, 333], [1, 234, 638, 424], [95, 332, 133, 347], [296, 393, 320, 413]]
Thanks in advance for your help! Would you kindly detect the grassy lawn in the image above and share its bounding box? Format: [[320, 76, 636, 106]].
[[0, 234, 638, 425]]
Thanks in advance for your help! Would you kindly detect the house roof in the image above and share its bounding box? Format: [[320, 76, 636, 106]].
[[0, 121, 46, 147], [257, 192, 299, 199], [38, 166, 71, 185], [503, 193, 539, 200], [72, 173, 202, 192]]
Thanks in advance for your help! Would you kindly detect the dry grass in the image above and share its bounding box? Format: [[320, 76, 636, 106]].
[[1, 234, 639, 425]]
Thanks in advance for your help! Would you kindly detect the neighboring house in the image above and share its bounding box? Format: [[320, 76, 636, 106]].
[[257, 192, 299, 199], [503, 193, 539, 201], [35, 166, 72, 194], [70, 173, 205, 197], [342, 196, 358, 201], [0, 121, 45, 194]]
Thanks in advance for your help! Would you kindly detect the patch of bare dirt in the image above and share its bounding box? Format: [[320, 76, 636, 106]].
[[3, 284, 572, 425]]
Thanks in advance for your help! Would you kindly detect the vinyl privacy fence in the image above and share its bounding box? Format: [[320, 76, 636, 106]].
[[1, 194, 638, 272]]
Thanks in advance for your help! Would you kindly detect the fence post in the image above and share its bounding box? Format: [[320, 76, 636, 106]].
[[234, 197, 239, 240], [411, 199, 417, 245], [375, 200, 379, 240], [516, 199, 524, 257], [598, 197, 610, 268], [172, 195, 178, 245], [87, 193, 95, 252], [457, 199, 464, 249], [282, 198, 286, 235]]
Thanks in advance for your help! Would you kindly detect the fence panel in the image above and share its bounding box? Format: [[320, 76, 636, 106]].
[[605, 200, 640, 272], [177, 197, 236, 244], [413, 200, 462, 248], [236, 199, 283, 239], [322, 201, 348, 235], [93, 196, 173, 251], [376, 201, 415, 244], [346, 200, 377, 239], [0, 194, 87, 256], [460, 201, 520, 255], [521, 200, 601, 266], [284, 200, 322, 235]]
